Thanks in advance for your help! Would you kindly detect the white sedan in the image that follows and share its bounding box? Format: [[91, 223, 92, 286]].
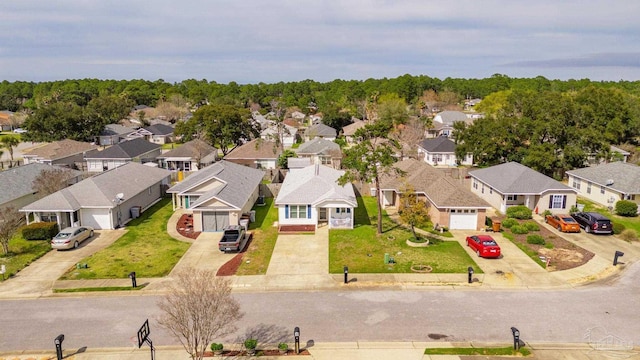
[[51, 226, 94, 250]]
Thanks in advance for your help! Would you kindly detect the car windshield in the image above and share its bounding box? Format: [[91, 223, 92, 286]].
[[55, 232, 72, 239], [482, 240, 497, 246], [562, 217, 576, 223]]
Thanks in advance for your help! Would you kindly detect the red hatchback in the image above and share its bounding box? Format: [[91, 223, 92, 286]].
[[466, 235, 501, 258]]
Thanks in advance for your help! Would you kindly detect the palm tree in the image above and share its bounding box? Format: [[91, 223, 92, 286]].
[[0, 136, 20, 167]]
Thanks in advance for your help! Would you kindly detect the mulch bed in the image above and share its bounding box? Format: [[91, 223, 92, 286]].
[[278, 224, 316, 234], [203, 349, 310, 357], [177, 213, 201, 239]]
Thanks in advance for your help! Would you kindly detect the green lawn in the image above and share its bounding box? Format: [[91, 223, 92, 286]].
[[579, 198, 640, 236], [0, 233, 51, 281], [329, 196, 479, 273], [60, 198, 190, 279], [235, 197, 279, 275], [424, 346, 530, 356]]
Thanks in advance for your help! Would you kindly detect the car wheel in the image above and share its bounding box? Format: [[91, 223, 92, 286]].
[[585, 225, 591, 233], [74, 241, 79, 249], [90, 230, 94, 237], [476, 250, 481, 257], [545, 218, 548, 223], [557, 225, 562, 232]]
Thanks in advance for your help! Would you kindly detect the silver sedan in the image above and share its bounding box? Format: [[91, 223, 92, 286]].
[[51, 226, 94, 250]]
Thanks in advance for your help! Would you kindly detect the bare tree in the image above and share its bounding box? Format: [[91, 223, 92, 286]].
[[32, 167, 76, 197], [157, 268, 243, 360], [392, 117, 427, 159], [0, 207, 24, 255]]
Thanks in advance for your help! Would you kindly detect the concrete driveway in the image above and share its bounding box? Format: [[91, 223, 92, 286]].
[[267, 227, 329, 275], [0, 229, 126, 298]]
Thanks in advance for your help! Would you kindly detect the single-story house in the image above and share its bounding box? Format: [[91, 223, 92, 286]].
[[379, 159, 490, 230], [304, 123, 337, 141], [157, 139, 217, 172], [22, 139, 98, 168], [20, 162, 171, 230], [275, 164, 357, 230], [426, 110, 472, 138], [295, 137, 342, 169], [96, 124, 136, 146], [260, 123, 299, 148], [0, 163, 82, 212], [84, 138, 162, 172], [166, 160, 264, 232], [417, 137, 473, 166], [468, 162, 577, 214], [127, 123, 174, 144], [224, 139, 281, 170], [565, 162, 640, 208]]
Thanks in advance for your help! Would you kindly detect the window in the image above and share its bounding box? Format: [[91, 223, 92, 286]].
[[507, 195, 518, 201], [321, 156, 332, 165], [600, 186, 605, 194], [336, 208, 352, 214], [288, 205, 308, 219], [572, 179, 581, 190], [587, 182, 592, 194], [473, 179, 478, 190], [40, 212, 57, 222], [481, 184, 484, 194], [549, 194, 567, 209], [489, 187, 493, 194]]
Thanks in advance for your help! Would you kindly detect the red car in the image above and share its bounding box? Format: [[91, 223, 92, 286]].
[[545, 214, 581, 233], [466, 235, 501, 258]]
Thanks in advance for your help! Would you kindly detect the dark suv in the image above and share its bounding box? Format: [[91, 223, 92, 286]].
[[571, 212, 613, 234]]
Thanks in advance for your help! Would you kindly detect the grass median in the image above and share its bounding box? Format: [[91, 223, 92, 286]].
[[235, 197, 278, 275]]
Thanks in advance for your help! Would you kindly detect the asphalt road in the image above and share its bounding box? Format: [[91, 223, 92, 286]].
[[3, 262, 640, 352]]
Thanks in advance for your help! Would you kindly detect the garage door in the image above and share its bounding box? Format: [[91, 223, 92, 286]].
[[81, 208, 112, 230], [202, 212, 229, 232], [449, 209, 478, 230]]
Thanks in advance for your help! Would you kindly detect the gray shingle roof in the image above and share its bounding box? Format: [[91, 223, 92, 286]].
[[380, 159, 490, 208], [0, 164, 81, 206], [157, 139, 217, 159], [275, 164, 356, 206], [566, 162, 640, 194], [22, 139, 97, 160], [418, 137, 456, 153], [469, 162, 574, 195], [224, 139, 281, 160], [144, 123, 174, 135], [167, 160, 264, 210], [434, 111, 469, 125], [306, 123, 337, 138], [84, 138, 161, 160], [20, 162, 171, 212], [101, 124, 135, 136], [296, 137, 340, 155]]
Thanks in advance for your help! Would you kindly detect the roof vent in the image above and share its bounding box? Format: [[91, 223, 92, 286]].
[[606, 179, 614, 186]]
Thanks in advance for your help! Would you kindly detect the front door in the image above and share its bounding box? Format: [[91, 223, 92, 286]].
[[319, 208, 327, 222]]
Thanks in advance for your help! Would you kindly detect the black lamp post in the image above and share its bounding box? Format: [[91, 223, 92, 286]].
[[467, 266, 474, 284], [510, 327, 520, 350], [294, 326, 300, 354], [343, 266, 348, 284], [54, 334, 65, 360]]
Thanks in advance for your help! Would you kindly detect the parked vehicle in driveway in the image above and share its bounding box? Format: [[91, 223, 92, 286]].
[[571, 212, 613, 234], [545, 214, 581, 233], [466, 235, 501, 258], [218, 225, 249, 253], [51, 226, 94, 250]]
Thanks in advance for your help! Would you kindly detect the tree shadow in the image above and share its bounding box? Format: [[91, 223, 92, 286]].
[[233, 323, 290, 347], [353, 196, 371, 226]]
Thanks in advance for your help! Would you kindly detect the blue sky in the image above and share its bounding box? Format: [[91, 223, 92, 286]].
[[1, 1, 639, 83]]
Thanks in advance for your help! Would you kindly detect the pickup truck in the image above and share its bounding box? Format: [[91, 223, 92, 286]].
[[218, 225, 249, 253]]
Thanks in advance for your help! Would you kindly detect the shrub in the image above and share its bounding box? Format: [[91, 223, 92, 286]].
[[541, 210, 552, 217], [526, 234, 545, 245], [278, 342, 289, 351], [501, 218, 518, 229], [210, 343, 223, 351], [523, 221, 540, 231], [544, 242, 554, 249], [485, 217, 493, 227], [510, 224, 529, 234], [615, 200, 638, 217], [569, 205, 579, 214], [612, 222, 626, 235], [244, 338, 257, 350], [21, 222, 59, 240], [619, 229, 638, 242], [506, 205, 532, 219]]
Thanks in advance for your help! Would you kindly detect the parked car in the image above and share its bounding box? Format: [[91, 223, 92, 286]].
[[545, 214, 581, 233], [51, 226, 94, 250], [466, 235, 501, 258], [12, 128, 27, 133], [571, 212, 613, 234], [218, 225, 248, 253]]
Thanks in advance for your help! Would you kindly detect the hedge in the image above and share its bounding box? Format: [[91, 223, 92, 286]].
[[22, 222, 59, 240]]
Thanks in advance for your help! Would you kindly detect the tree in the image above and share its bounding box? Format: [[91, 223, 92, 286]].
[[32, 167, 77, 197], [0, 136, 20, 167], [398, 183, 430, 240], [0, 207, 24, 255], [186, 104, 258, 156], [157, 268, 243, 360], [277, 149, 297, 169]]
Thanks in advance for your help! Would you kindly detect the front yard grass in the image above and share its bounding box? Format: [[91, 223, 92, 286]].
[[235, 197, 279, 275], [60, 198, 190, 279], [329, 196, 479, 274], [0, 234, 51, 281]]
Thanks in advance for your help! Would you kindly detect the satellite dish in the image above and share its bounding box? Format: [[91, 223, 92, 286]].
[[116, 193, 124, 200]]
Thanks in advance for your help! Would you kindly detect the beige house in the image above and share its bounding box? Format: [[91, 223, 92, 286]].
[[566, 162, 640, 209]]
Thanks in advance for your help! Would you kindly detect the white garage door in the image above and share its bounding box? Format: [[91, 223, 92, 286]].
[[449, 209, 478, 230], [81, 208, 112, 230]]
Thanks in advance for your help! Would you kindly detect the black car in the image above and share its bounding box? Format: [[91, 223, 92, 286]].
[[571, 212, 613, 234]]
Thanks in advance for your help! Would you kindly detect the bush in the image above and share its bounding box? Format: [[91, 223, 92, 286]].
[[615, 200, 638, 217], [510, 224, 529, 234], [526, 234, 545, 245], [21, 222, 59, 240], [523, 221, 540, 231], [210, 343, 223, 351], [541, 210, 552, 217], [278, 342, 289, 351], [501, 218, 518, 229], [544, 242, 554, 249], [244, 338, 257, 350], [619, 229, 638, 242], [569, 205, 579, 214], [506, 205, 532, 219], [612, 222, 626, 235]]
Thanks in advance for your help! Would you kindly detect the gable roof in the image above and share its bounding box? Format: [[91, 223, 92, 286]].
[[380, 159, 489, 208], [224, 139, 281, 160], [342, 119, 366, 136], [418, 137, 456, 153], [22, 139, 97, 160], [84, 138, 161, 160], [166, 160, 264, 210], [566, 162, 640, 194], [296, 137, 340, 155], [275, 164, 356, 207], [434, 111, 469, 125], [20, 162, 170, 212], [157, 139, 217, 161], [469, 162, 574, 195], [306, 123, 337, 138], [100, 123, 135, 136], [0, 164, 82, 206], [144, 123, 174, 136]]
